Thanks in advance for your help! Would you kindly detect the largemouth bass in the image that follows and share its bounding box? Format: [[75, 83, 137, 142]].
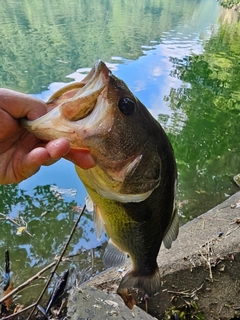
[[21, 60, 178, 299]]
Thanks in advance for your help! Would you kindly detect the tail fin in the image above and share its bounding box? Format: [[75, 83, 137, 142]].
[[117, 267, 161, 307]]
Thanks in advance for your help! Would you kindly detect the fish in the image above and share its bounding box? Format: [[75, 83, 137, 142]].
[[21, 60, 178, 299]]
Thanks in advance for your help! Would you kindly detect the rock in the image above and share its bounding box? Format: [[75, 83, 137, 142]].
[[67, 191, 240, 319], [67, 286, 156, 319]]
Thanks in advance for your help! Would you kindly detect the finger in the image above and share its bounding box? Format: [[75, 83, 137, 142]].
[[45, 138, 71, 159], [18, 138, 71, 179], [0, 88, 47, 120], [64, 148, 96, 169], [20, 147, 53, 179]]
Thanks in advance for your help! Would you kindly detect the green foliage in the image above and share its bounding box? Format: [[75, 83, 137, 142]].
[[217, 0, 240, 9], [165, 302, 206, 319], [163, 18, 240, 220], [0, 0, 206, 93]]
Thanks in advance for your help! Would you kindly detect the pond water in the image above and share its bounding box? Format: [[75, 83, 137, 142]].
[[0, 0, 240, 309]]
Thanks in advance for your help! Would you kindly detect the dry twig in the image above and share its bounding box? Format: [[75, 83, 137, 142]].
[[0, 206, 85, 319], [0, 262, 56, 305], [26, 205, 85, 319], [0, 303, 36, 320], [168, 282, 204, 299], [199, 241, 213, 282]]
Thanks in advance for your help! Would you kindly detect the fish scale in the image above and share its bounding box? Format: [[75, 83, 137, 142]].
[[21, 60, 179, 303]]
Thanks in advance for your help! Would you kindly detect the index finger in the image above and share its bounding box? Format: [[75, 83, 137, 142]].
[[0, 88, 47, 120]]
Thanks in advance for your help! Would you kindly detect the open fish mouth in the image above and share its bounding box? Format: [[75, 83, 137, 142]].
[[55, 60, 111, 121], [21, 60, 162, 202], [21, 60, 112, 147]]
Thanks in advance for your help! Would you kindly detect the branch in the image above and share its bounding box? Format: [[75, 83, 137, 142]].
[[0, 261, 56, 304], [0, 303, 36, 320], [26, 205, 85, 319]]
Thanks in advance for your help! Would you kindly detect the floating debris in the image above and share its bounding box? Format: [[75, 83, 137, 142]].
[[16, 226, 27, 236], [50, 185, 77, 198], [0, 213, 32, 237]]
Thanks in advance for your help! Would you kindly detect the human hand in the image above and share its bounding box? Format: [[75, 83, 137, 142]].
[[0, 89, 95, 184]]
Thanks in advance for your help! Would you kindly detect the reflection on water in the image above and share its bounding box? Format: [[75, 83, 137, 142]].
[[0, 0, 240, 309]]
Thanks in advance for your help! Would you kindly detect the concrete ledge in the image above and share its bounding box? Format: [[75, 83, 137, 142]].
[[67, 191, 240, 319]]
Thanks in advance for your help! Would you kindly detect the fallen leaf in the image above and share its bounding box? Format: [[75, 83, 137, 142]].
[[16, 226, 26, 235], [14, 304, 24, 314]]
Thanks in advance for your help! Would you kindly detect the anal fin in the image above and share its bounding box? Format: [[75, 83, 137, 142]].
[[103, 239, 128, 267]]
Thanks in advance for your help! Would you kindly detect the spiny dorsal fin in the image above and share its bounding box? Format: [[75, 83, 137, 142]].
[[103, 239, 128, 267], [163, 207, 179, 249]]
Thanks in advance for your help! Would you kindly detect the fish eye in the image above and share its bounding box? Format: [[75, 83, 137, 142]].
[[118, 97, 136, 116]]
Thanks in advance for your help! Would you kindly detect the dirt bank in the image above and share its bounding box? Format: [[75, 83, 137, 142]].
[[67, 191, 240, 320]]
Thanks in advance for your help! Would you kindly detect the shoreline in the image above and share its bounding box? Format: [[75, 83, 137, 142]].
[[67, 191, 240, 319]]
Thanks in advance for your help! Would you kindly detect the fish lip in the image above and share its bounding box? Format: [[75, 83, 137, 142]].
[[93, 60, 112, 84], [77, 60, 111, 98], [84, 60, 111, 98]]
